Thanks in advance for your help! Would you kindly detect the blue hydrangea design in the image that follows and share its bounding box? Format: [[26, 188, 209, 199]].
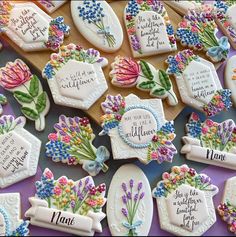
[[153, 182, 166, 197], [187, 121, 202, 138], [101, 120, 120, 135], [35, 173, 54, 200], [166, 24, 174, 35], [176, 29, 201, 47], [43, 64, 54, 80], [126, 0, 140, 17], [214, 0, 229, 13], [161, 122, 175, 134], [11, 221, 29, 236]]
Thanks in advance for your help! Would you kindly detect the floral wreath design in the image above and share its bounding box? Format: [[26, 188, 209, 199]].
[[100, 94, 177, 164], [166, 50, 232, 117], [153, 164, 218, 198], [125, 0, 176, 54], [0, 1, 70, 51], [43, 43, 105, 80], [0, 115, 25, 135]]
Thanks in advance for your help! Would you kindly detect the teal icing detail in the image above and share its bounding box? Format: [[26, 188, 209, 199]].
[[0, 207, 11, 236]]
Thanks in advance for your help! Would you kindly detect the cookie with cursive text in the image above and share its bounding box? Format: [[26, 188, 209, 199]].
[[0, 193, 29, 236], [0, 1, 70, 52], [71, 0, 123, 53], [25, 168, 106, 236], [37, 0, 67, 14], [0, 115, 41, 188], [0, 59, 50, 131], [152, 164, 218, 236], [0, 94, 7, 115], [176, 6, 230, 62], [124, 0, 177, 58], [100, 94, 177, 164], [181, 112, 236, 170], [218, 176, 236, 234], [42, 43, 108, 110], [110, 56, 178, 106], [166, 50, 232, 117], [107, 164, 153, 236], [46, 115, 110, 176]]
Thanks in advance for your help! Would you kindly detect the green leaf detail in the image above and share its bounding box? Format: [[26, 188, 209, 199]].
[[36, 92, 47, 113], [14, 91, 33, 103], [21, 107, 39, 120], [138, 81, 156, 90], [29, 75, 39, 97], [151, 88, 166, 96], [140, 60, 154, 80], [159, 70, 171, 91]]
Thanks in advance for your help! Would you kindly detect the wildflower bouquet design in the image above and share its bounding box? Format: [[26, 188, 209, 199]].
[[0, 94, 7, 115], [0, 115, 25, 135], [46, 115, 110, 176]]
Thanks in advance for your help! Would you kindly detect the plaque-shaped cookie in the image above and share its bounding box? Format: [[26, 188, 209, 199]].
[[0, 1, 70, 51], [42, 43, 108, 110], [37, 0, 67, 14], [181, 112, 236, 170], [152, 165, 218, 236], [25, 168, 106, 236], [166, 50, 232, 117], [100, 94, 177, 164], [0, 115, 41, 188], [124, 0, 177, 58]]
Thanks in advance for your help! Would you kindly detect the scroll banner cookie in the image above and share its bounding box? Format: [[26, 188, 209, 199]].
[[45, 115, 110, 176], [225, 55, 236, 106], [110, 56, 178, 106], [176, 6, 230, 62], [100, 94, 177, 163], [181, 113, 236, 170], [0, 1, 70, 52], [166, 50, 232, 117], [0, 115, 41, 188], [124, 0, 177, 58], [0, 193, 29, 236], [0, 94, 7, 115], [26, 169, 106, 236], [71, 0, 123, 53], [42, 43, 108, 110], [218, 176, 236, 234], [0, 59, 50, 131], [107, 164, 153, 236], [152, 165, 218, 236], [37, 0, 67, 14]]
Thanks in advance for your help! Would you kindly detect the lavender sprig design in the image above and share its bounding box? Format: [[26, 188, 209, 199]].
[[121, 179, 144, 236]]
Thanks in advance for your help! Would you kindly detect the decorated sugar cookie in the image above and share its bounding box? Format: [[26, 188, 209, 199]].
[[25, 168, 106, 236], [107, 164, 153, 236], [218, 176, 236, 234], [152, 165, 218, 236], [110, 56, 178, 106], [176, 6, 230, 62], [213, 0, 236, 50], [124, 0, 177, 58], [0, 59, 50, 131], [71, 0, 123, 53], [46, 115, 110, 176], [100, 94, 177, 163], [0, 115, 41, 188], [0, 193, 29, 236], [166, 50, 232, 116], [181, 112, 236, 170], [42, 43, 108, 110], [225, 55, 236, 106], [0, 1, 70, 51], [37, 0, 67, 14], [0, 94, 7, 115]]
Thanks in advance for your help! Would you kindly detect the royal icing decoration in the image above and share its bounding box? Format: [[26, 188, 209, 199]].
[[124, 0, 177, 58], [218, 176, 236, 234], [176, 6, 230, 62], [0, 193, 29, 236], [0, 115, 41, 188], [25, 168, 106, 236], [225, 55, 236, 106], [181, 112, 236, 170], [214, 0, 236, 50], [71, 0, 123, 53], [166, 50, 232, 116], [152, 165, 218, 236], [42, 43, 108, 110], [37, 0, 67, 14], [100, 94, 177, 163], [0, 59, 50, 131], [0, 1, 70, 51], [0, 94, 7, 115], [46, 115, 110, 176], [110, 56, 178, 106], [107, 164, 153, 236]]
